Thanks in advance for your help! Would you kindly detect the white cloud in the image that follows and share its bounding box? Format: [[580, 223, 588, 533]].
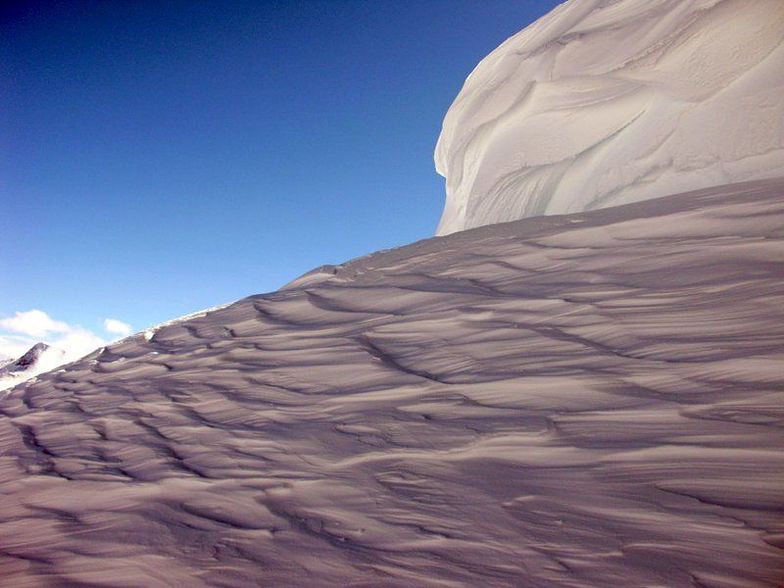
[[0, 309, 109, 367], [0, 309, 70, 338], [0, 335, 36, 361], [104, 318, 133, 337], [56, 327, 107, 361]]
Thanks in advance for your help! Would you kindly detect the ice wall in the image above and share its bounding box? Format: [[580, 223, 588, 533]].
[[434, 0, 784, 234]]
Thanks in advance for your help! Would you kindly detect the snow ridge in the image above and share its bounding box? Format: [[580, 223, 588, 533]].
[[434, 0, 784, 234]]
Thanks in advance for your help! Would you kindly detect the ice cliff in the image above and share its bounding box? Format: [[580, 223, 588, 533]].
[[435, 0, 784, 234]]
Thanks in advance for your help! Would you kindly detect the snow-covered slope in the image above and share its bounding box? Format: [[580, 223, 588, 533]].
[[0, 343, 66, 392], [1, 178, 783, 586], [434, 0, 784, 235]]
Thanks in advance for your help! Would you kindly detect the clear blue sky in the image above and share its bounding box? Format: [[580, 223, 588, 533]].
[[2, 0, 561, 337]]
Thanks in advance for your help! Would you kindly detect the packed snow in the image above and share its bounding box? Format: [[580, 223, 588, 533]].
[[1, 179, 782, 586], [434, 0, 784, 234]]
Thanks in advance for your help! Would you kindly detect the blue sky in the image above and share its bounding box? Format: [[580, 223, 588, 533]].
[[1, 0, 560, 356]]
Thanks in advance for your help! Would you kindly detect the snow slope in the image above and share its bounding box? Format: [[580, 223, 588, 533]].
[[434, 0, 784, 235], [1, 178, 783, 586]]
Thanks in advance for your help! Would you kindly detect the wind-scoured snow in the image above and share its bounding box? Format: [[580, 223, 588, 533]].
[[1, 179, 782, 586], [434, 0, 784, 235]]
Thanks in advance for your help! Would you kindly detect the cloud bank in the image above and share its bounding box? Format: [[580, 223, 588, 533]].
[[0, 309, 70, 339], [104, 318, 133, 337], [0, 310, 133, 367]]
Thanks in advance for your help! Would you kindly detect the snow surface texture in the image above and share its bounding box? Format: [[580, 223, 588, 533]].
[[434, 0, 784, 235], [1, 179, 783, 586]]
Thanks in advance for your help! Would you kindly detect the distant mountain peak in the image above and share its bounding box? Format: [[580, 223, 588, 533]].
[[0, 342, 66, 391], [10, 342, 51, 371]]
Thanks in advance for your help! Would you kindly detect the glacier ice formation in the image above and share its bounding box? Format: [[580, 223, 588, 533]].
[[434, 0, 784, 234]]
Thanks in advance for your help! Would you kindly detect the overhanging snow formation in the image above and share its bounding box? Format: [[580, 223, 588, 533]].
[[1, 179, 784, 586], [435, 0, 784, 234]]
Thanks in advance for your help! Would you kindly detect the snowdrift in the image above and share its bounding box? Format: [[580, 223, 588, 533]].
[[435, 0, 784, 234], [1, 179, 783, 586]]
